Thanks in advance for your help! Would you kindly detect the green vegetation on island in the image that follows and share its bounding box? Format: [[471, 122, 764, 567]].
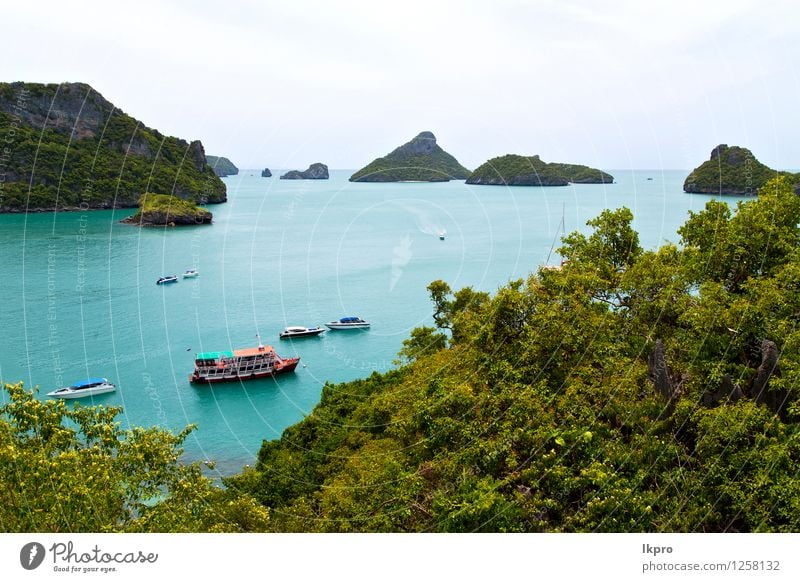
[[350, 131, 470, 182], [0, 382, 269, 532], [0, 82, 226, 212], [466, 154, 613, 186], [280, 163, 329, 180], [121, 193, 212, 226], [206, 155, 239, 177], [684, 144, 798, 196], [223, 176, 800, 532]]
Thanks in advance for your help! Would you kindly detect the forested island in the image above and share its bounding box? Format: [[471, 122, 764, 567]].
[[120, 193, 212, 226], [0, 82, 226, 212], [466, 154, 613, 186], [280, 163, 329, 180], [5, 177, 800, 533], [684, 144, 798, 196], [206, 155, 239, 177], [350, 131, 470, 182]]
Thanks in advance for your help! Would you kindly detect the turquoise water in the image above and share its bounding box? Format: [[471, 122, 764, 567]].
[[0, 169, 746, 473]]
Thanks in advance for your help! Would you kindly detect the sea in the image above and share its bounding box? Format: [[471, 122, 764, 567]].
[[0, 169, 749, 474]]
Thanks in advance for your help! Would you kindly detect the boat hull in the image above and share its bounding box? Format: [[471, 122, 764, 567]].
[[279, 329, 325, 339], [189, 358, 300, 384], [325, 323, 370, 330], [47, 385, 116, 399]]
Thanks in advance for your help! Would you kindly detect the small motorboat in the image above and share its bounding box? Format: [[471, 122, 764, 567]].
[[183, 269, 199, 278], [325, 317, 371, 330], [439, 231, 446, 240], [47, 378, 116, 399], [157, 275, 178, 285], [279, 326, 326, 339]]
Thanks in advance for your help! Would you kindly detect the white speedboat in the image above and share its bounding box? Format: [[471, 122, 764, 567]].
[[47, 378, 116, 399], [157, 275, 178, 285], [183, 269, 199, 278], [439, 231, 446, 240], [325, 317, 371, 330], [279, 326, 326, 339]]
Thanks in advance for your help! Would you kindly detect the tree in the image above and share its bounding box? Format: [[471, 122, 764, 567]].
[[0, 382, 269, 532]]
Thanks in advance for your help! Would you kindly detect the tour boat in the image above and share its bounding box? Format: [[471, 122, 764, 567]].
[[182, 269, 199, 278], [279, 326, 326, 339], [47, 378, 116, 399], [325, 317, 371, 330], [189, 339, 299, 384], [157, 275, 178, 285]]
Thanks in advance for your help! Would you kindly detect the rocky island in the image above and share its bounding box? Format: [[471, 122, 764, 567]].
[[206, 156, 239, 177], [466, 154, 613, 186], [280, 163, 329, 180], [349, 131, 470, 182], [0, 82, 226, 212], [683, 144, 796, 196], [121, 193, 212, 226], [261, 168, 272, 177]]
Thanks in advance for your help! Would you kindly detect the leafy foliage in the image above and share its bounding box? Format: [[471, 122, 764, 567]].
[[0, 382, 269, 532], [466, 154, 613, 186], [229, 176, 800, 532]]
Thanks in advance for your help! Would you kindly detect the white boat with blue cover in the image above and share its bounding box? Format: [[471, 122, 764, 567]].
[[47, 378, 116, 399], [325, 317, 371, 330]]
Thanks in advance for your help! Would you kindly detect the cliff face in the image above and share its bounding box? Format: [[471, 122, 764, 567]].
[[206, 156, 239, 177], [280, 163, 329, 180], [349, 131, 470, 182], [466, 154, 613, 186], [683, 144, 794, 196], [0, 82, 226, 212]]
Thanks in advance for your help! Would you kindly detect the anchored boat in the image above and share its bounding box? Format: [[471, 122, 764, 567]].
[[157, 275, 178, 285], [325, 316, 371, 330], [189, 339, 299, 384], [47, 378, 116, 399], [279, 326, 325, 339]]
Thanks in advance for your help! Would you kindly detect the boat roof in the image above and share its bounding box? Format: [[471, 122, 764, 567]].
[[339, 316, 363, 322], [234, 346, 275, 357], [195, 350, 233, 361], [72, 378, 108, 388]]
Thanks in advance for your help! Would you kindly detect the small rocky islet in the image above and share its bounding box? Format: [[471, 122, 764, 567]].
[[120, 193, 212, 227], [261, 168, 272, 177], [466, 154, 613, 186], [280, 163, 329, 180], [683, 144, 799, 196], [349, 131, 470, 182]]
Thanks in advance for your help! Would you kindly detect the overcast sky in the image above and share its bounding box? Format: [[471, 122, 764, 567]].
[[2, 0, 798, 170]]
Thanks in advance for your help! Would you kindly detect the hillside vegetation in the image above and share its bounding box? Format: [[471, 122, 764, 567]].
[[227, 176, 800, 532]]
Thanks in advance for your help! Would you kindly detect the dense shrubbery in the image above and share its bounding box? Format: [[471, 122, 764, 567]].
[[227, 176, 800, 532], [0, 383, 269, 532]]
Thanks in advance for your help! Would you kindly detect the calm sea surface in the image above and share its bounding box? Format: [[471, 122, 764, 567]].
[[0, 169, 747, 473]]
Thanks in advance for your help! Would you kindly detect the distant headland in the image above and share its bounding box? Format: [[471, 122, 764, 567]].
[[206, 156, 239, 177]]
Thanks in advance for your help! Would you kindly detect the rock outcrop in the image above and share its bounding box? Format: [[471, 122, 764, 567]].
[[261, 168, 272, 177], [206, 156, 239, 177], [280, 163, 329, 180], [0, 82, 226, 212], [683, 145, 798, 196], [466, 154, 613, 186], [350, 131, 470, 182], [121, 193, 212, 226]]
